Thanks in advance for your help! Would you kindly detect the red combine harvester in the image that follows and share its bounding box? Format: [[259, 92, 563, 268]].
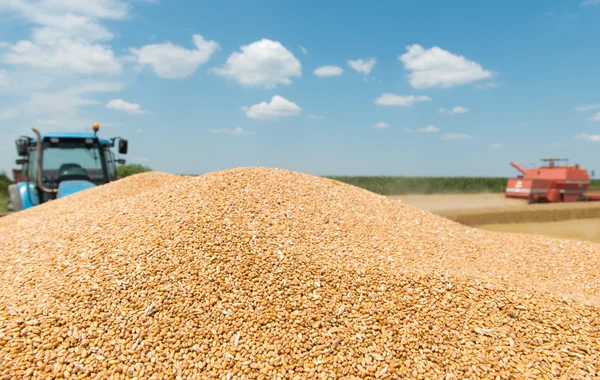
[[505, 158, 600, 204]]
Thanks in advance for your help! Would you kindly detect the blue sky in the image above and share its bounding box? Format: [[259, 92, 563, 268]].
[[1, 0, 599, 177]]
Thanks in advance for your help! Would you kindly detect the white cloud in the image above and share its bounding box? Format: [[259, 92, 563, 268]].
[[575, 133, 600, 142], [399, 44, 492, 89], [4, 0, 130, 20], [29, 82, 123, 114], [130, 34, 219, 79], [476, 81, 500, 90], [0, 0, 129, 41], [242, 95, 301, 120], [0, 107, 20, 120], [35, 119, 60, 125], [106, 99, 146, 114], [0, 0, 131, 75], [208, 127, 254, 136], [440, 106, 469, 115], [4, 38, 122, 74], [442, 133, 474, 141], [300, 46, 308, 55], [372, 122, 389, 130], [590, 112, 600, 121], [211, 39, 301, 89], [375, 93, 431, 107], [135, 128, 142, 134], [416, 125, 440, 133], [575, 104, 600, 112], [489, 143, 503, 150], [582, 0, 600, 4], [348, 58, 377, 74], [404, 128, 413, 134], [3, 81, 124, 125], [0, 42, 9, 48], [0, 69, 7, 88], [314, 65, 343, 77], [308, 114, 325, 120]]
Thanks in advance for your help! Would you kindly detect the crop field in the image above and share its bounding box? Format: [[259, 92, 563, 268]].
[[0, 172, 10, 214], [327, 175, 511, 195]]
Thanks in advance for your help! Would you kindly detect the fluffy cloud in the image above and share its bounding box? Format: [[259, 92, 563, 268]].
[[440, 106, 469, 115], [0, 81, 124, 132], [4, 38, 122, 74], [375, 93, 431, 107], [313, 65, 343, 77], [106, 99, 146, 114], [212, 39, 301, 89], [489, 143, 503, 150], [0, 108, 20, 120], [130, 34, 219, 79], [348, 58, 376, 74], [442, 133, 474, 141], [308, 115, 325, 120], [242, 95, 301, 120], [0, 69, 7, 88], [399, 44, 492, 89], [416, 125, 439, 133], [372, 122, 389, 129], [575, 133, 600, 142], [0, 0, 129, 74], [0, 0, 129, 42], [591, 112, 600, 121], [476, 81, 500, 90], [575, 104, 600, 112], [29, 82, 124, 115], [208, 127, 254, 136]]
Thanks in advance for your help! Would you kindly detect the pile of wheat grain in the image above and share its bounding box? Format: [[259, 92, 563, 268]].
[[1, 167, 598, 379]]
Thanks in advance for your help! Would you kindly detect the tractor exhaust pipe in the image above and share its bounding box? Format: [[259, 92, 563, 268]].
[[32, 128, 57, 194], [510, 161, 526, 175]]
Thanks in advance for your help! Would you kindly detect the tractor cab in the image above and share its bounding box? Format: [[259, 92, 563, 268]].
[[7, 123, 128, 212]]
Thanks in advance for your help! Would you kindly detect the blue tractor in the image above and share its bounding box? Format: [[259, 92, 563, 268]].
[[7, 123, 129, 213]]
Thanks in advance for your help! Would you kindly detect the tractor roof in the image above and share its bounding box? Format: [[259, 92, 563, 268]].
[[29, 132, 111, 145], [43, 132, 98, 139]]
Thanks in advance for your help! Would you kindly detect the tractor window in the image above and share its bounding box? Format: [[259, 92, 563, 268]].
[[42, 139, 108, 184], [105, 148, 117, 181], [27, 149, 37, 183]]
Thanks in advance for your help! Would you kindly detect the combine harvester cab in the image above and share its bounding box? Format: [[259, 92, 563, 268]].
[[5, 123, 128, 214], [505, 158, 598, 204]]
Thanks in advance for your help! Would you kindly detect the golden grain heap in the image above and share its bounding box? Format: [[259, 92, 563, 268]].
[[1, 168, 599, 379]]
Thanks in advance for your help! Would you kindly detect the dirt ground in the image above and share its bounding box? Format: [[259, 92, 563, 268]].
[[388, 193, 600, 244], [388, 193, 526, 212], [477, 218, 600, 243]]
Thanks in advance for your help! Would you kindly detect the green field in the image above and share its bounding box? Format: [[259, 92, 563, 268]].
[[328, 176, 600, 195], [327, 176, 512, 195], [0, 172, 11, 214]]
